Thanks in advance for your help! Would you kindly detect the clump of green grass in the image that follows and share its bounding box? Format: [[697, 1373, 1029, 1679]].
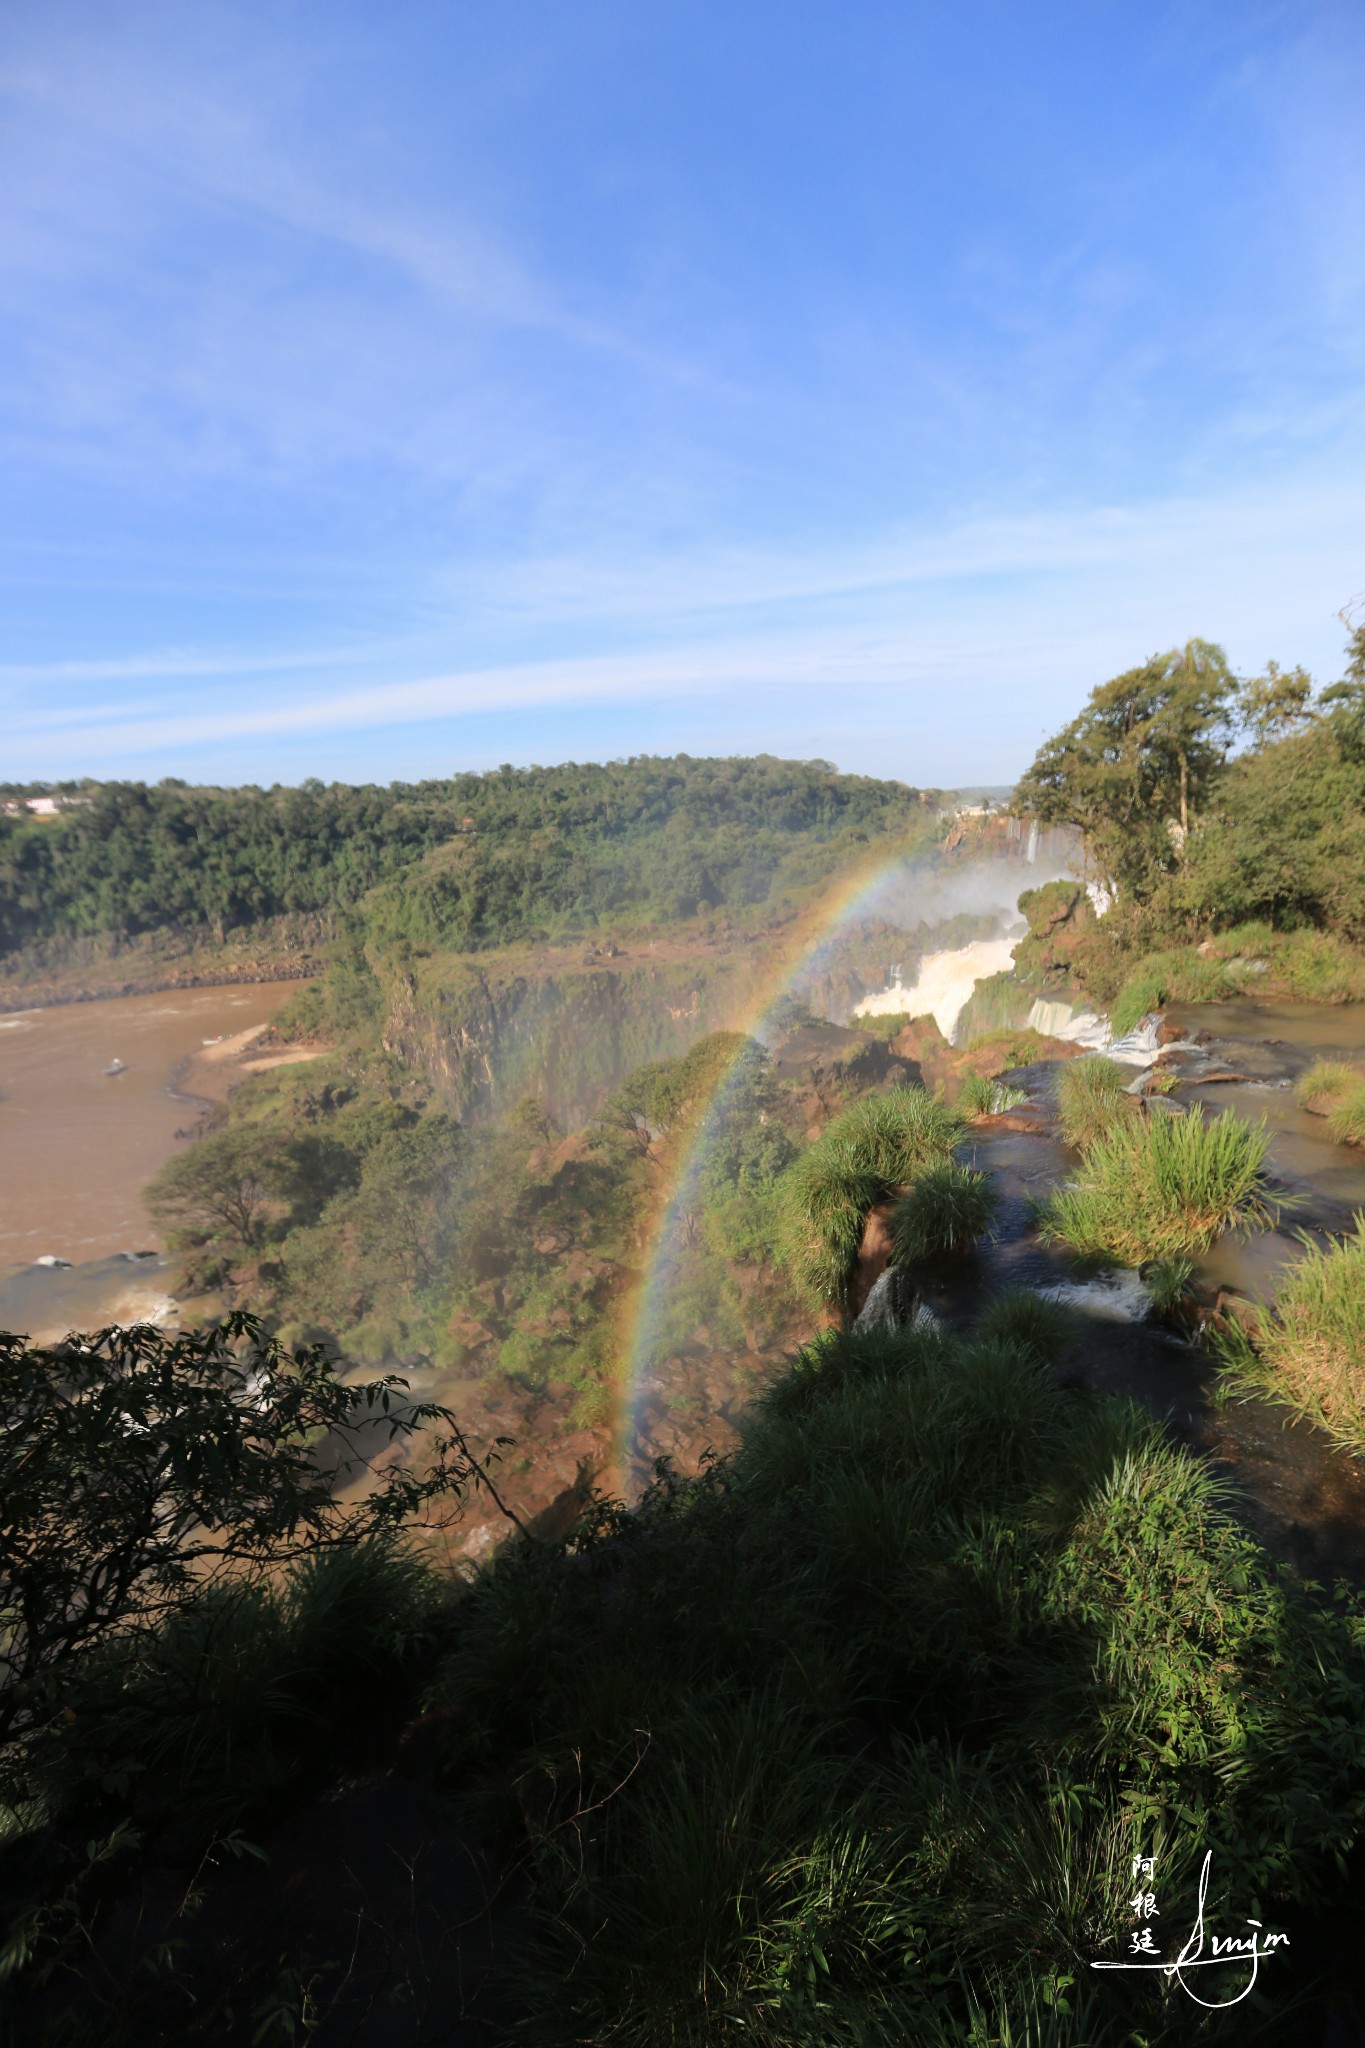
[[889, 1163, 997, 1261], [1143, 1254, 1196, 1326], [956, 1071, 1027, 1118], [1216, 1219, 1365, 1454], [776, 1088, 963, 1304], [1295, 1059, 1359, 1112], [1277, 931, 1363, 1003], [1109, 949, 1234, 1036], [1292, 1061, 1365, 1146], [1056, 1056, 1133, 1150], [855, 1010, 921, 1042], [975, 1288, 1075, 1361], [1329, 1086, 1365, 1147], [1039, 1104, 1276, 1263]]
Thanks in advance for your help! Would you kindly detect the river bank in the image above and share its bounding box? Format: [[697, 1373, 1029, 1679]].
[[0, 915, 325, 1013], [0, 982, 316, 1286]]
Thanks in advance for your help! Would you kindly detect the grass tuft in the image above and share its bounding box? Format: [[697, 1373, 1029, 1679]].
[[1328, 1084, 1365, 1148], [974, 1289, 1075, 1362], [1215, 1219, 1365, 1454], [1055, 1056, 1133, 1151], [1291, 1061, 1365, 1146], [1142, 1254, 1197, 1324], [1295, 1059, 1360, 1113], [776, 1088, 962, 1304], [889, 1163, 997, 1261], [956, 1071, 1027, 1118], [1038, 1104, 1275, 1264], [1109, 950, 1234, 1036]]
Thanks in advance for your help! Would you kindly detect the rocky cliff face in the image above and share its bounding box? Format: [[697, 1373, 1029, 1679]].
[[377, 947, 778, 1127]]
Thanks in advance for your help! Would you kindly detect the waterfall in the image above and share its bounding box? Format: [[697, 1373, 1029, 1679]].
[[1025, 819, 1039, 863], [1024, 1001, 1166, 1067], [1025, 996, 1076, 1039], [855, 934, 1020, 1043]]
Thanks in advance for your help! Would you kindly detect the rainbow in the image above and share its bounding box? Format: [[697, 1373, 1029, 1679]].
[[615, 841, 943, 1476]]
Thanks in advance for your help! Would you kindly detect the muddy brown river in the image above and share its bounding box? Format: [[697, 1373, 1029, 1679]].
[[0, 981, 305, 1340]]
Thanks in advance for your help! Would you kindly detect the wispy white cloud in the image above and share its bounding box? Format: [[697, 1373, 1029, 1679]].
[[1, 4, 1362, 792], [8, 468, 1361, 780]]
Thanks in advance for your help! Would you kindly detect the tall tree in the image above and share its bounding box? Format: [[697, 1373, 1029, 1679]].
[[1015, 640, 1238, 896]]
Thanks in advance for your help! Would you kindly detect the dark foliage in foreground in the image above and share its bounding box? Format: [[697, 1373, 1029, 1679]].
[[433, 1318, 1365, 2043], [0, 1313, 494, 1781]]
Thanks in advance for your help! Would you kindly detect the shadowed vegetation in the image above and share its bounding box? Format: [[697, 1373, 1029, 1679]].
[[775, 1089, 963, 1305], [889, 1162, 997, 1261], [428, 1319, 1365, 2043]]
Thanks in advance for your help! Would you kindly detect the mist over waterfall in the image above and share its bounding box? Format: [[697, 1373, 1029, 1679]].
[[844, 854, 1075, 1044]]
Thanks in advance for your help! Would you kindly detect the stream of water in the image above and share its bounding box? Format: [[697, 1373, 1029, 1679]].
[[942, 999, 1365, 1584]]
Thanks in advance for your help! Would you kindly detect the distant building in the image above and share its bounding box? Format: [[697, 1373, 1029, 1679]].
[[3, 795, 88, 817]]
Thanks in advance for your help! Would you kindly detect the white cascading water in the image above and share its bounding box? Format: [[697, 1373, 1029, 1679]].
[[855, 934, 1021, 1043], [1024, 999, 1165, 1067]]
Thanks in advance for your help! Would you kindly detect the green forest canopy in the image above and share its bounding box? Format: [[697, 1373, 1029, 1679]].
[[1015, 621, 1365, 938], [0, 756, 940, 956]]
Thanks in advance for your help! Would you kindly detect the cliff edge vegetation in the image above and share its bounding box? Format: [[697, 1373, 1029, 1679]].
[[1004, 619, 1365, 1023]]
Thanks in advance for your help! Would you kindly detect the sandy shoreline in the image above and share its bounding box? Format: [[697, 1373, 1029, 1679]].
[[172, 1024, 329, 1106]]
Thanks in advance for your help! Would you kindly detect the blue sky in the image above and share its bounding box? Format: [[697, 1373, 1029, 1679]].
[[3, 0, 1363, 788]]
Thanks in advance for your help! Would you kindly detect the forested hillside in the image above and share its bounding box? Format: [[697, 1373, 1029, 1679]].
[[0, 756, 938, 958]]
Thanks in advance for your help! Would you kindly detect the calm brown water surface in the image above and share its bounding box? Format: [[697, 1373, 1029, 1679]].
[[0, 982, 301, 1265]]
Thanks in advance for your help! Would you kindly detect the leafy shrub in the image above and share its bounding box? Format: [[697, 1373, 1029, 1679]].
[[1056, 1056, 1132, 1150], [854, 1010, 920, 1042], [889, 1164, 997, 1261], [1039, 1105, 1275, 1263], [0, 1313, 476, 1786]]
